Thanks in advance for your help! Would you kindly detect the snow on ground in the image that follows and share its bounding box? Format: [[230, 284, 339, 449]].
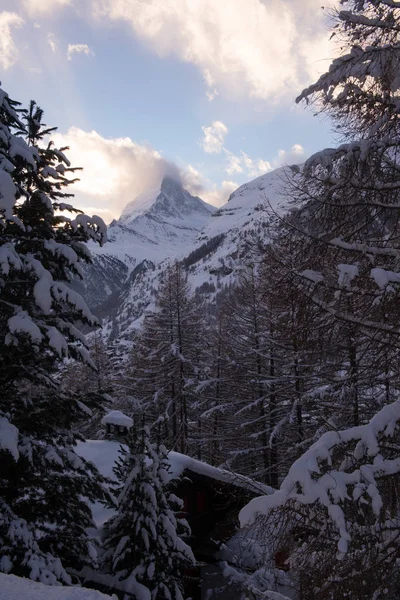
[[75, 440, 124, 482], [0, 573, 115, 600]]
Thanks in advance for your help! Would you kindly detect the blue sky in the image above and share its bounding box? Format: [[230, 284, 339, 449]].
[[1, 0, 338, 222]]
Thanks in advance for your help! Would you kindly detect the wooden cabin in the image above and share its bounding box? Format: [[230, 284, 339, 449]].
[[100, 410, 133, 438], [73, 442, 274, 599], [168, 453, 274, 599]]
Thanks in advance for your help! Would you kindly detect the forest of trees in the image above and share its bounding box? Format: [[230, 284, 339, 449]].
[[3, 1, 400, 599]]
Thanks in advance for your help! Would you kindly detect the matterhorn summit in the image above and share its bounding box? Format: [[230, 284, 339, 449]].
[[93, 176, 215, 268]]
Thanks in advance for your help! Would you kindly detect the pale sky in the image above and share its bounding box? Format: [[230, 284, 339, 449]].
[[1, 0, 338, 222]]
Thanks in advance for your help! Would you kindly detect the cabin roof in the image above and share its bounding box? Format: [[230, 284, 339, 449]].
[[168, 451, 274, 497], [100, 410, 133, 428]]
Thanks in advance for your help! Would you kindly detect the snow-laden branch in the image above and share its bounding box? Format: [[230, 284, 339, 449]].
[[240, 399, 400, 554]]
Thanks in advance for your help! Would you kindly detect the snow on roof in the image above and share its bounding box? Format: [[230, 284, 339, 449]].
[[101, 410, 133, 428], [168, 451, 274, 497], [0, 573, 114, 600]]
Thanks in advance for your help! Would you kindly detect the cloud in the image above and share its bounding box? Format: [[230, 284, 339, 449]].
[[202, 180, 238, 207], [225, 144, 305, 178], [201, 121, 228, 154], [0, 12, 24, 70], [67, 43, 94, 60], [49, 127, 232, 219], [51, 127, 176, 218], [21, 0, 71, 17], [47, 32, 57, 53], [205, 89, 218, 102], [92, 0, 338, 101], [181, 164, 237, 207]]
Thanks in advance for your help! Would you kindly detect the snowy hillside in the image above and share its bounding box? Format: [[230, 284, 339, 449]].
[[0, 574, 114, 600], [201, 167, 289, 241], [187, 166, 291, 289]]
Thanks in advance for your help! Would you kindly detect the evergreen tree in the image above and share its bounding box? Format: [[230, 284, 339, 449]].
[[239, 3, 400, 597], [195, 311, 236, 468], [102, 427, 194, 599], [0, 86, 111, 582], [218, 266, 277, 484]]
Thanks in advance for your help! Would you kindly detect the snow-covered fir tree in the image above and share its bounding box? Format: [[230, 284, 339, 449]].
[[102, 427, 194, 599], [0, 87, 111, 583]]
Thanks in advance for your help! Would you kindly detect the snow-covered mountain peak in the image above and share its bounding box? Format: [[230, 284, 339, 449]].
[[84, 166, 293, 343], [90, 176, 216, 269], [116, 176, 214, 230], [145, 176, 214, 224]]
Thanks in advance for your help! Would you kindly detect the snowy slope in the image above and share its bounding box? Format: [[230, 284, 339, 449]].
[[0, 573, 114, 600], [201, 167, 289, 241], [187, 166, 291, 289]]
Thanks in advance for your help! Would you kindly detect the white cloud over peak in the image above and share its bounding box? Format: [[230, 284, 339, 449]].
[[225, 144, 305, 178], [181, 164, 237, 207], [0, 12, 24, 70], [92, 0, 337, 101], [202, 180, 238, 207], [201, 121, 228, 154], [50, 127, 233, 220], [67, 43, 94, 60]]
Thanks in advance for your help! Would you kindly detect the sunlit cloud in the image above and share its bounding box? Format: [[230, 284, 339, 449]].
[[13, 0, 338, 101], [21, 0, 71, 17], [91, 0, 338, 101], [201, 121, 228, 154], [181, 164, 237, 207], [225, 144, 305, 178], [50, 127, 234, 220], [0, 11, 24, 70], [202, 180, 238, 207]]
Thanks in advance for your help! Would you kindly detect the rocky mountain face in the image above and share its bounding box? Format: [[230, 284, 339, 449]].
[[83, 168, 290, 348]]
